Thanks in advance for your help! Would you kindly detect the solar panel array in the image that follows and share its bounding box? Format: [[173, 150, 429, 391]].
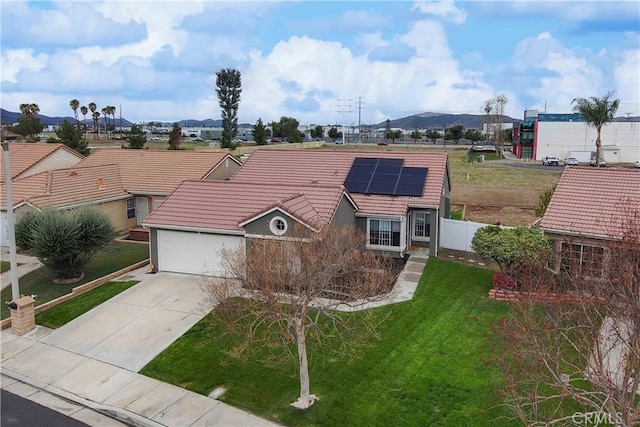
[[343, 157, 428, 196]]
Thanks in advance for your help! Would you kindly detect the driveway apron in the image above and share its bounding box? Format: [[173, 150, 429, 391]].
[[39, 272, 212, 372]]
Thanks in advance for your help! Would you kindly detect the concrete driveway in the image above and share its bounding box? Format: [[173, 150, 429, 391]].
[[39, 272, 213, 372]]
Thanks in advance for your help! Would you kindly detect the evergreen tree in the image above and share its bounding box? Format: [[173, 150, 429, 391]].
[[55, 120, 89, 155]]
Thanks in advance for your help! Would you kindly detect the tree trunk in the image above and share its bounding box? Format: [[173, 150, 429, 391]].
[[596, 127, 602, 166], [291, 317, 316, 409]]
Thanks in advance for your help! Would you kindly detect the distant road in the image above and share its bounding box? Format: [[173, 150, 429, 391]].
[[1, 389, 90, 427]]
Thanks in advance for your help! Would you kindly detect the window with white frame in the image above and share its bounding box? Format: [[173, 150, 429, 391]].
[[126, 198, 135, 219], [413, 212, 431, 240], [269, 216, 288, 236], [369, 219, 401, 247], [560, 243, 604, 277]]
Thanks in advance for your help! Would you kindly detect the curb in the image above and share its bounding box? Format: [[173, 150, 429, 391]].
[[1, 367, 163, 427]]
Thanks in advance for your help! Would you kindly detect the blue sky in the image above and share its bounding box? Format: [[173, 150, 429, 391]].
[[1, 0, 638, 125]]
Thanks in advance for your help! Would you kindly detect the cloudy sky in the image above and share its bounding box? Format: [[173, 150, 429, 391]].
[[1, 0, 638, 126]]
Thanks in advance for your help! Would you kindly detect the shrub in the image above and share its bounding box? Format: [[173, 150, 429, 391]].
[[15, 207, 115, 282]]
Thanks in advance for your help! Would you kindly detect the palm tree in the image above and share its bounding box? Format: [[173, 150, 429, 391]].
[[80, 106, 88, 140], [69, 99, 80, 126], [20, 103, 40, 116], [92, 111, 100, 139], [102, 107, 109, 138], [88, 103, 97, 139], [572, 91, 620, 167], [109, 106, 117, 137]]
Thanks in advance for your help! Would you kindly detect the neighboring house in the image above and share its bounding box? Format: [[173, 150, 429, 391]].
[[144, 150, 450, 276], [538, 167, 640, 278], [1, 165, 130, 246], [0, 143, 85, 182], [1, 150, 241, 247], [73, 149, 241, 232]]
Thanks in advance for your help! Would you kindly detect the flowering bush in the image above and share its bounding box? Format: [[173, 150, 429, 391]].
[[493, 272, 520, 291]]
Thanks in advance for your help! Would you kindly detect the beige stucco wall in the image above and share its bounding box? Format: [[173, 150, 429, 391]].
[[17, 149, 83, 179], [93, 199, 137, 232], [204, 157, 240, 181]]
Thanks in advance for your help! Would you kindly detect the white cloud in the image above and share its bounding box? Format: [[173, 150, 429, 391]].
[[614, 48, 640, 114], [0, 49, 48, 83], [412, 0, 467, 24], [74, 1, 206, 66], [511, 32, 603, 112]]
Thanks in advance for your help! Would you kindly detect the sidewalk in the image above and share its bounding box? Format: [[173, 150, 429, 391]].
[[1, 326, 280, 427], [0, 248, 42, 291]]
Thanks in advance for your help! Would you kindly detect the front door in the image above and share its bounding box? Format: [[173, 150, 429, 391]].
[[135, 197, 149, 226]]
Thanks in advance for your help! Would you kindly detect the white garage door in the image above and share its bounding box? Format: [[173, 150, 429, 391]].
[[1, 212, 8, 247], [156, 229, 244, 276]]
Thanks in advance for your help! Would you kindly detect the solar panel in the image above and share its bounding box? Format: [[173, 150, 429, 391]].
[[394, 167, 428, 196], [344, 157, 426, 197]]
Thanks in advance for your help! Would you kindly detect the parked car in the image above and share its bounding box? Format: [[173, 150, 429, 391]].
[[564, 157, 579, 166], [542, 156, 560, 166], [377, 141, 388, 146], [590, 157, 606, 167], [634, 160, 640, 168], [335, 139, 344, 145]]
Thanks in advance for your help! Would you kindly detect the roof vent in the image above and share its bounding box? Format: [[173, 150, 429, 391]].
[[97, 177, 104, 189], [67, 171, 78, 177]]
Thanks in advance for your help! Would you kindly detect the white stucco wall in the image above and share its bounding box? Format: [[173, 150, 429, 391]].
[[535, 121, 640, 163]]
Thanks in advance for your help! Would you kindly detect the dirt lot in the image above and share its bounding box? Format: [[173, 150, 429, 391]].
[[456, 205, 538, 227]]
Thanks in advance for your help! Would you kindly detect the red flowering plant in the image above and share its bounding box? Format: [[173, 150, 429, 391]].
[[492, 272, 520, 291]]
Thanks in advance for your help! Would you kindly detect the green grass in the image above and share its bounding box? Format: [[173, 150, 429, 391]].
[[0, 261, 9, 273], [450, 209, 463, 220], [1, 242, 148, 319], [142, 258, 512, 426], [35, 280, 138, 328]]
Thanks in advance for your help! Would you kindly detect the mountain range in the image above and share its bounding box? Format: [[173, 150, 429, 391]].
[[2, 108, 637, 130]]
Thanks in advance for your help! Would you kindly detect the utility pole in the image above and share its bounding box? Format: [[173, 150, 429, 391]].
[[335, 98, 352, 144], [355, 97, 365, 143], [119, 104, 123, 137], [1, 142, 20, 301]]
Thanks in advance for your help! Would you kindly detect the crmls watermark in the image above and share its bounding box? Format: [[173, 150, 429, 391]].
[[571, 411, 623, 425]]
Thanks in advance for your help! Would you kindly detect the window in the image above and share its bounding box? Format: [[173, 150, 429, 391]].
[[126, 198, 135, 219], [413, 212, 431, 240], [369, 219, 401, 247], [269, 216, 288, 236], [560, 243, 604, 277]]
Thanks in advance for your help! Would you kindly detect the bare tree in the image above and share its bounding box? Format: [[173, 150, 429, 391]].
[[204, 224, 396, 409], [482, 95, 509, 154], [495, 208, 640, 426]]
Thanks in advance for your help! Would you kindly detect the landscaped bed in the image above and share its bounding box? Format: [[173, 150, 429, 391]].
[[1, 242, 148, 319], [142, 258, 512, 426]]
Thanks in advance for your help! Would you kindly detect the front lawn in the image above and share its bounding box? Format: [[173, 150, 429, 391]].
[[142, 258, 512, 426], [1, 242, 148, 319], [0, 261, 9, 273], [35, 280, 138, 328]]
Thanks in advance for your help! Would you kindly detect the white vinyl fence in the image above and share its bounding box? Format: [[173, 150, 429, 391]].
[[440, 218, 513, 252]]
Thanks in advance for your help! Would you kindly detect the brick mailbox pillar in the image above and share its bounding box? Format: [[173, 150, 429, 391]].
[[9, 296, 36, 336]]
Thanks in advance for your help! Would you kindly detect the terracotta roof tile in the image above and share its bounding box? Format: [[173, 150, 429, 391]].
[[1, 165, 127, 209], [144, 180, 348, 232], [539, 167, 640, 238], [74, 149, 234, 193], [231, 149, 448, 216], [0, 143, 84, 182]]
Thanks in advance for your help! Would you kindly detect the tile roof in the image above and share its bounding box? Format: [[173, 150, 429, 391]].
[[539, 167, 640, 238], [74, 149, 235, 193], [0, 143, 84, 182], [231, 149, 449, 215], [143, 180, 350, 232], [1, 165, 127, 209]]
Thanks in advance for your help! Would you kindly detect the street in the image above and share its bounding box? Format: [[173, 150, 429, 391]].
[[1, 389, 90, 427]]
